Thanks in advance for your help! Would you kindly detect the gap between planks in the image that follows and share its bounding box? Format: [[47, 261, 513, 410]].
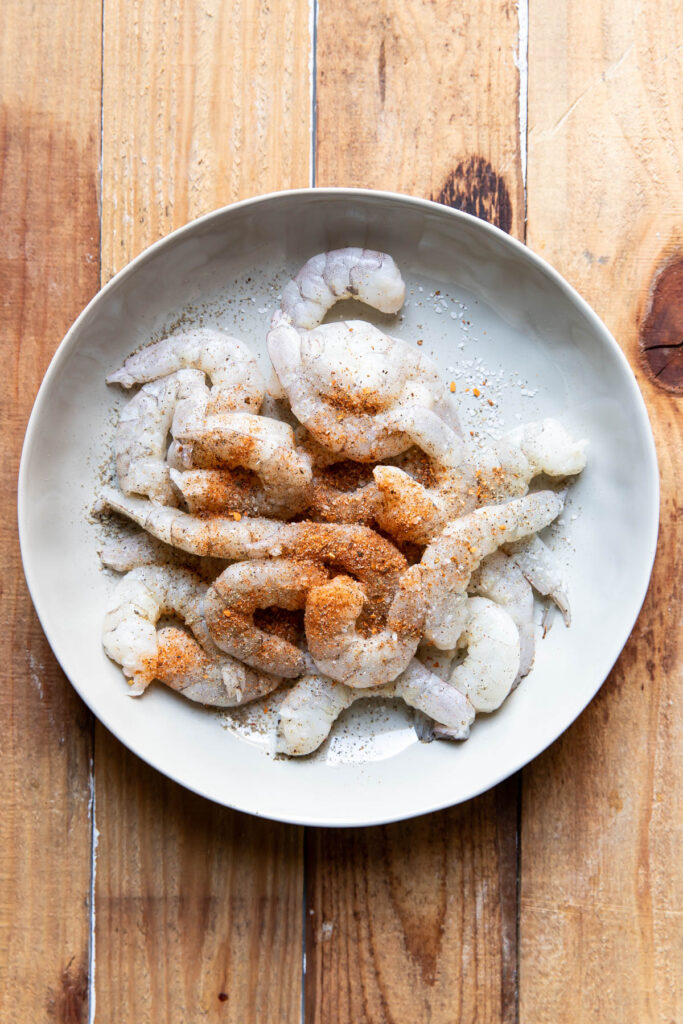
[[302, 3, 317, 1017], [88, 1, 106, 1016], [515, 7, 528, 1022]]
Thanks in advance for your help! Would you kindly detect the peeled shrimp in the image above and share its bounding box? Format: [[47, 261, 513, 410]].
[[277, 658, 475, 756], [168, 467, 295, 520], [101, 564, 205, 687], [166, 438, 232, 473], [267, 318, 463, 463], [304, 566, 424, 688], [420, 491, 564, 648], [103, 566, 206, 692], [275, 248, 406, 330], [306, 478, 381, 526], [98, 487, 282, 558], [447, 597, 520, 712], [107, 328, 265, 413], [416, 642, 458, 681], [505, 419, 587, 480], [114, 368, 205, 504], [300, 458, 381, 525], [294, 426, 348, 468], [469, 550, 535, 682], [155, 626, 280, 706], [102, 565, 281, 703], [373, 464, 447, 544], [99, 530, 229, 581], [414, 597, 520, 737], [204, 558, 329, 677], [248, 520, 407, 606], [374, 418, 586, 544], [172, 409, 313, 516], [504, 534, 571, 624]]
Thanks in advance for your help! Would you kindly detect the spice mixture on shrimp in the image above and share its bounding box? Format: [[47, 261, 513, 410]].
[[99, 248, 588, 755]]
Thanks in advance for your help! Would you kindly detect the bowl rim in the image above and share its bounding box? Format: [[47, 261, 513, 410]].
[[18, 186, 660, 826]]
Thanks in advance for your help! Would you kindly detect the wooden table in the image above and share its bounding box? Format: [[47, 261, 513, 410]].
[[3, 1, 681, 1020]]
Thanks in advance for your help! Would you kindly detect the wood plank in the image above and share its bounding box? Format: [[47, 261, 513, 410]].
[[521, 1, 682, 1020], [95, 729, 304, 1022], [101, 0, 312, 280], [96, 1, 312, 1020], [316, 0, 525, 238], [309, 3, 524, 1021], [305, 784, 519, 1024], [0, 1, 101, 1021]]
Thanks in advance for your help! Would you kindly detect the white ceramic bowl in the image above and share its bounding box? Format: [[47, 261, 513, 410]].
[[19, 189, 658, 826]]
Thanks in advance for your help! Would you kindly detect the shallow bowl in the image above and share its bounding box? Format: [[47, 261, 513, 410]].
[[18, 189, 659, 826]]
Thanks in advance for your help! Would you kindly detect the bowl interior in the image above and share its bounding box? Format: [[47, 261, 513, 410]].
[[19, 190, 658, 826]]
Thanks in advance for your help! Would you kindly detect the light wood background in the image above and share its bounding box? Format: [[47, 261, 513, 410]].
[[2, 0, 681, 1021]]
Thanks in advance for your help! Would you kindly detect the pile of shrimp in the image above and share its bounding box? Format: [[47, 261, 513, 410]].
[[99, 247, 587, 757]]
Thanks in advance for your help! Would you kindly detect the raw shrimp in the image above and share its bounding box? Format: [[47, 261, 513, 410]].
[[294, 426, 348, 468], [155, 626, 281, 706], [374, 419, 586, 545], [114, 368, 205, 504], [277, 658, 475, 756], [303, 459, 382, 525], [459, 419, 586, 512], [420, 491, 564, 648], [204, 559, 329, 677], [98, 487, 282, 558], [99, 530, 229, 581], [373, 464, 448, 544], [275, 248, 406, 330], [305, 478, 381, 525], [102, 564, 207, 690], [166, 438, 230, 473], [469, 550, 535, 682], [504, 534, 571, 624], [172, 409, 313, 516], [416, 642, 457, 681], [304, 566, 424, 688], [102, 565, 282, 703], [413, 653, 468, 742], [447, 597, 520, 712], [267, 318, 463, 463], [166, 439, 193, 471], [505, 418, 587, 481], [169, 467, 303, 520], [415, 596, 521, 730], [248, 520, 407, 606], [107, 328, 265, 412]]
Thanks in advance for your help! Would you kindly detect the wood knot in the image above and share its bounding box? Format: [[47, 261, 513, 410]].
[[47, 959, 88, 1023], [640, 256, 683, 392], [432, 157, 512, 234]]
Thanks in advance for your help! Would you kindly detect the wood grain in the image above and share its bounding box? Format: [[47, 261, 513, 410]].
[[0, 1, 101, 1021], [305, 784, 519, 1024], [309, 3, 525, 1021], [522, 1, 682, 1020], [95, 728, 303, 1022], [95, 1, 311, 1020], [316, 0, 524, 239], [101, 0, 312, 280]]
